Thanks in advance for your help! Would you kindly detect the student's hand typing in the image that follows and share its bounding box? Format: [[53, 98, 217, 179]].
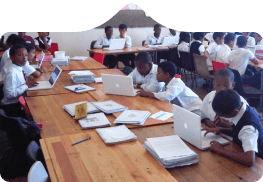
[[203, 118, 217, 128], [137, 89, 148, 97], [210, 141, 224, 154], [202, 126, 222, 136], [218, 118, 232, 128], [26, 78, 39, 88]]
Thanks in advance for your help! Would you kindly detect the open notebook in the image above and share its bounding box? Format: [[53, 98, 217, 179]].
[[91, 100, 128, 114]]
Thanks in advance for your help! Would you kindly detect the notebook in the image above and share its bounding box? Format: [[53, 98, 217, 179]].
[[27, 66, 62, 91], [91, 100, 128, 114], [78, 113, 111, 129], [173, 104, 229, 150], [64, 84, 96, 93], [114, 110, 151, 125], [103, 39, 126, 50], [63, 101, 100, 117], [101, 74, 139, 97], [31, 51, 44, 69]]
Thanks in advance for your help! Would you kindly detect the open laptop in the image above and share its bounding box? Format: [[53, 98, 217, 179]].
[[31, 51, 45, 69], [103, 39, 126, 50], [147, 37, 176, 48], [101, 74, 139, 96], [173, 104, 229, 150], [27, 66, 62, 91]]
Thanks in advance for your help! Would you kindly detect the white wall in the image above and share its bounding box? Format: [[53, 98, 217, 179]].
[[3, 27, 171, 57]]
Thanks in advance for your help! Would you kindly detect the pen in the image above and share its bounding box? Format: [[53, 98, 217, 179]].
[[74, 87, 86, 92], [156, 113, 166, 119], [71, 137, 91, 146]]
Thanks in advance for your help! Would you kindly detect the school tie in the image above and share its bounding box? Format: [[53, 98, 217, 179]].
[[22, 70, 27, 81], [213, 114, 220, 126]]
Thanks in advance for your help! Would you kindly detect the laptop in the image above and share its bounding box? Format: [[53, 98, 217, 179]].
[[147, 37, 176, 48], [27, 66, 62, 91], [101, 74, 139, 96], [103, 39, 126, 50], [173, 104, 229, 150], [31, 51, 45, 69]]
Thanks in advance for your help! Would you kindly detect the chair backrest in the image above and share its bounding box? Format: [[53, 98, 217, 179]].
[[169, 47, 181, 68], [27, 161, 49, 182], [229, 68, 247, 98], [26, 141, 40, 162], [180, 51, 195, 72], [90, 40, 97, 57], [48, 43, 59, 56], [93, 52, 105, 64], [122, 66, 133, 75], [19, 96, 31, 115], [192, 53, 210, 78], [212, 60, 227, 73]]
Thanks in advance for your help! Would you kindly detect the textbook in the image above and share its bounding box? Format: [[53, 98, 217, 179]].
[[91, 100, 128, 114], [143, 135, 199, 168], [70, 56, 88, 61], [69, 70, 95, 84], [96, 125, 137, 145], [63, 101, 100, 117], [114, 110, 151, 125], [78, 113, 111, 129], [64, 84, 96, 93]]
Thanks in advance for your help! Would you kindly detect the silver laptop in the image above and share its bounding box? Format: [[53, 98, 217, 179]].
[[27, 66, 62, 91], [101, 74, 139, 96], [103, 39, 126, 50], [173, 104, 229, 150], [147, 37, 176, 48], [31, 51, 45, 69]]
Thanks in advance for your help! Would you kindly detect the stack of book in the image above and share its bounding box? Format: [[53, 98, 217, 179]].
[[78, 113, 111, 129], [91, 100, 128, 114], [63, 101, 100, 117], [143, 135, 199, 168], [114, 110, 151, 125], [96, 125, 137, 145], [68, 70, 95, 84], [51, 56, 70, 65]]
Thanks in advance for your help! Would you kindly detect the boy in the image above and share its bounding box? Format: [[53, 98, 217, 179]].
[[216, 33, 235, 63], [129, 52, 164, 92], [203, 32, 224, 75], [137, 61, 202, 115], [254, 33, 263, 45], [242, 32, 256, 46], [1, 44, 38, 118], [190, 32, 205, 61], [166, 29, 180, 45], [18, 32, 34, 45], [203, 89, 263, 166]]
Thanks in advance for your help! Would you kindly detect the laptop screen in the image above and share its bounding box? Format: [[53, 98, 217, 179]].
[[49, 67, 61, 85], [38, 52, 45, 68]]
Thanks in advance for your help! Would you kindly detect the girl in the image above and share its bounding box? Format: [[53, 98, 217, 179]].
[[177, 32, 190, 57], [25, 43, 44, 73], [34, 32, 52, 52]]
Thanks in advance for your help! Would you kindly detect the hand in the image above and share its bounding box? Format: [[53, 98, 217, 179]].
[[202, 126, 222, 136], [26, 78, 39, 88], [43, 49, 49, 52], [36, 68, 45, 73], [203, 118, 217, 128], [134, 84, 141, 89], [137, 89, 149, 97], [218, 117, 232, 128], [210, 141, 224, 154]]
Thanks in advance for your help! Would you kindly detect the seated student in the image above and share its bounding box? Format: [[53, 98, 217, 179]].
[[190, 32, 205, 60], [116, 24, 135, 68], [129, 52, 164, 92], [242, 32, 256, 46], [18, 32, 34, 45], [177, 32, 190, 57], [203, 89, 263, 166], [34, 32, 52, 52], [1, 44, 38, 118], [137, 61, 202, 115], [24, 43, 44, 73], [254, 33, 263, 45], [166, 29, 180, 45], [203, 32, 224, 75], [94, 26, 117, 68], [201, 68, 248, 128], [216, 33, 235, 63]]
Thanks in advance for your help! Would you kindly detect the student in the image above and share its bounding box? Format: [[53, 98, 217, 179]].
[[129, 52, 164, 92], [25, 43, 44, 73], [216, 33, 235, 63], [177, 32, 190, 56], [116, 24, 135, 68], [203, 32, 224, 75], [201, 68, 248, 128], [1, 44, 38, 118], [254, 33, 263, 45], [137, 61, 202, 115], [18, 32, 34, 45], [166, 29, 180, 45], [242, 32, 256, 46], [34, 32, 52, 52], [94, 26, 117, 68], [204, 32, 214, 44], [203, 89, 263, 166], [190, 32, 205, 61]]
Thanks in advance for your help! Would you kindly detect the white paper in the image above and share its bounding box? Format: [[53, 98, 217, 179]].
[[94, 77, 102, 83], [150, 111, 173, 121], [68, 70, 94, 76], [70, 56, 88, 61]]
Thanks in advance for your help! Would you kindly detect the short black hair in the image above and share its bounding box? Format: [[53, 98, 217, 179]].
[[237, 36, 247, 47], [119, 24, 127, 30], [9, 44, 26, 56], [25, 43, 36, 53], [214, 68, 234, 82], [134, 52, 152, 64], [213, 32, 224, 41], [179, 32, 190, 42], [212, 89, 241, 115], [158, 61, 177, 78], [5, 34, 19, 46], [193, 32, 204, 40], [224, 33, 235, 44], [13, 37, 26, 46], [105, 26, 113, 32], [154, 24, 161, 29]]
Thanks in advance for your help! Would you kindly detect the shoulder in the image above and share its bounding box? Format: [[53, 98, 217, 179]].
[[169, 77, 184, 86], [203, 90, 216, 100]]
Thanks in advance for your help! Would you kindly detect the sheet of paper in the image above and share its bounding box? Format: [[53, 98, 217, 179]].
[[94, 77, 102, 83], [104, 125, 133, 139], [150, 111, 173, 121]]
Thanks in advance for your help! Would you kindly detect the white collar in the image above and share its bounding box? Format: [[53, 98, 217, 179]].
[[11, 63, 23, 72], [230, 102, 246, 126]]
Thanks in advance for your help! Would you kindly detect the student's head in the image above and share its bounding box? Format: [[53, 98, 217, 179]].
[[119, 24, 127, 37], [105, 26, 113, 38], [18, 32, 26, 39], [193, 32, 205, 41], [213, 68, 235, 94], [9, 44, 28, 66], [224, 33, 235, 48], [134, 52, 152, 76], [25, 43, 36, 63], [179, 32, 191, 43], [153, 24, 161, 36], [236, 36, 247, 48], [38, 32, 49, 37], [242, 32, 250, 38], [13, 37, 26, 46], [157, 61, 177, 82], [254, 33, 262, 42], [212, 89, 241, 118], [169, 29, 176, 36], [213, 32, 224, 45], [5, 34, 19, 47]]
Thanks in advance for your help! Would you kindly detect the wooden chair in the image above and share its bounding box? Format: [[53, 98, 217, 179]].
[[89, 40, 97, 57], [27, 161, 49, 182], [212, 60, 227, 73], [93, 52, 105, 64], [19, 96, 33, 121], [180, 51, 197, 87], [48, 43, 59, 56]]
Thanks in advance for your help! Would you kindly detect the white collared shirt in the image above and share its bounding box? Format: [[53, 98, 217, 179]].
[[145, 34, 164, 45], [116, 34, 132, 48], [226, 48, 255, 75], [177, 41, 190, 53], [166, 32, 180, 45], [205, 32, 214, 43], [206, 42, 221, 71], [153, 78, 202, 112], [128, 64, 164, 92], [0, 49, 10, 71], [1, 63, 28, 105], [216, 44, 232, 63], [94, 35, 115, 49], [34, 37, 52, 46], [247, 36, 256, 46]]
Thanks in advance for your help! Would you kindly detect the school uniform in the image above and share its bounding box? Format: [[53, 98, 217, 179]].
[[206, 42, 221, 72], [23, 35, 35, 45], [177, 41, 190, 53], [153, 77, 202, 115], [128, 63, 164, 92], [34, 37, 52, 49], [247, 36, 256, 46], [190, 40, 205, 61], [216, 44, 232, 63], [116, 35, 135, 68], [204, 32, 214, 44], [166, 32, 180, 45]]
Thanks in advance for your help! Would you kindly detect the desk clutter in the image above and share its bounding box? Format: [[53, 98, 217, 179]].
[[68, 70, 95, 83]]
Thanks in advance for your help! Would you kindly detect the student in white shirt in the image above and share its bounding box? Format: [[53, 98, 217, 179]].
[[216, 33, 235, 63], [242, 32, 256, 46], [177, 32, 190, 57], [204, 32, 214, 44], [254, 33, 263, 45], [137, 61, 202, 115], [1, 44, 38, 118], [190, 32, 205, 61], [34, 32, 52, 52], [166, 29, 180, 45], [129, 52, 164, 92]]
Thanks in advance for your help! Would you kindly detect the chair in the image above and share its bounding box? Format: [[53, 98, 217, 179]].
[[26, 141, 41, 162], [212, 60, 227, 73], [192, 53, 214, 92], [93, 52, 105, 64], [89, 40, 97, 57], [48, 43, 59, 56], [169, 47, 182, 75], [27, 161, 49, 182], [180, 51, 197, 87], [19, 96, 33, 121]]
